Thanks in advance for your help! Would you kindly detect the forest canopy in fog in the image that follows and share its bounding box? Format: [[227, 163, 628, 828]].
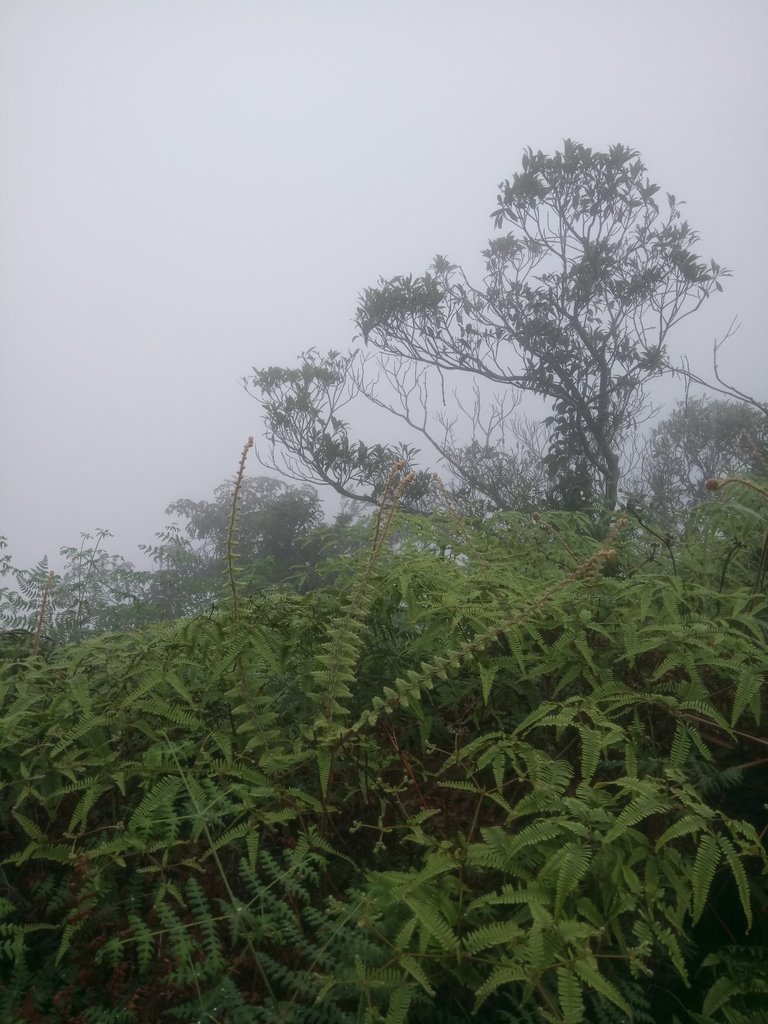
[[2, 12, 768, 1013]]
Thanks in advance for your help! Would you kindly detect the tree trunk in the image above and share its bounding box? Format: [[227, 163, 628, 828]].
[[604, 451, 620, 511]]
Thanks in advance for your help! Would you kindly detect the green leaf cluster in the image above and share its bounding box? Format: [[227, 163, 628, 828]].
[[1, 495, 767, 1022]]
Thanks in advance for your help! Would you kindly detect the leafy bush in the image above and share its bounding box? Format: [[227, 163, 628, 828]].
[[1, 488, 767, 1022]]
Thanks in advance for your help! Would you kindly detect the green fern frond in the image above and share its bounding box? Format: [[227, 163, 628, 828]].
[[557, 965, 585, 1024], [473, 962, 529, 1008], [129, 774, 184, 832], [467, 822, 562, 873], [717, 835, 753, 930], [730, 668, 763, 726], [551, 843, 593, 918], [463, 918, 525, 955], [128, 912, 156, 972], [655, 813, 708, 849], [692, 832, 721, 923], [571, 956, 631, 1016], [384, 984, 414, 1024], [604, 791, 670, 843], [402, 895, 459, 953]]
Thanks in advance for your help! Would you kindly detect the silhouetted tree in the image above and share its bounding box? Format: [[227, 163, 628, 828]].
[[248, 142, 726, 512], [631, 397, 768, 525], [0, 531, 151, 645], [358, 141, 726, 509], [141, 476, 325, 615]]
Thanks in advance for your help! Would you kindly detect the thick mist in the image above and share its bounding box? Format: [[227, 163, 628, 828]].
[[2, 0, 766, 569]]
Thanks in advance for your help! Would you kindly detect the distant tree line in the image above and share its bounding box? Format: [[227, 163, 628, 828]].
[[2, 391, 766, 649]]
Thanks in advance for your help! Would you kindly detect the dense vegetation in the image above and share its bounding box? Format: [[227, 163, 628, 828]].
[[2, 142, 767, 1022], [2, 460, 767, 1023]]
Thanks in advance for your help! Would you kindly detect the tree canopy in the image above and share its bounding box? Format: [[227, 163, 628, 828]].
[[632, 397, 768, 525], [249, 141, 727, 512]]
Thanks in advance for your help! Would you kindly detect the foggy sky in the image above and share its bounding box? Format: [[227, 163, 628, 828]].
[[2, 0, 767, 570]]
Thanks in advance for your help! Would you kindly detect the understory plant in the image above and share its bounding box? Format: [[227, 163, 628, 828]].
[[1, 469, 767, 1023]]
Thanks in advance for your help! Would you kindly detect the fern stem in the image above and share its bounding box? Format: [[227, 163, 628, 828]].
[[706, 476, 768, 502], [32, 570, 54, 654], [226, 436, 254, 619], [370, 460, 407, 562], [314, 462, 413, 733]]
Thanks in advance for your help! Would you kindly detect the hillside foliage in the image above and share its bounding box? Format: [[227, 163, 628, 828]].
[[2, 469, 767, 1023], [2, 141, 767, 1023]]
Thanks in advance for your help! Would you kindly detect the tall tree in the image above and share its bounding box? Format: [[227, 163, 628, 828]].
[[141, 476, 325, 616], [631, 396, 768, 525], [357, 141, 726, 509], [248, 143, 727, 514]]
